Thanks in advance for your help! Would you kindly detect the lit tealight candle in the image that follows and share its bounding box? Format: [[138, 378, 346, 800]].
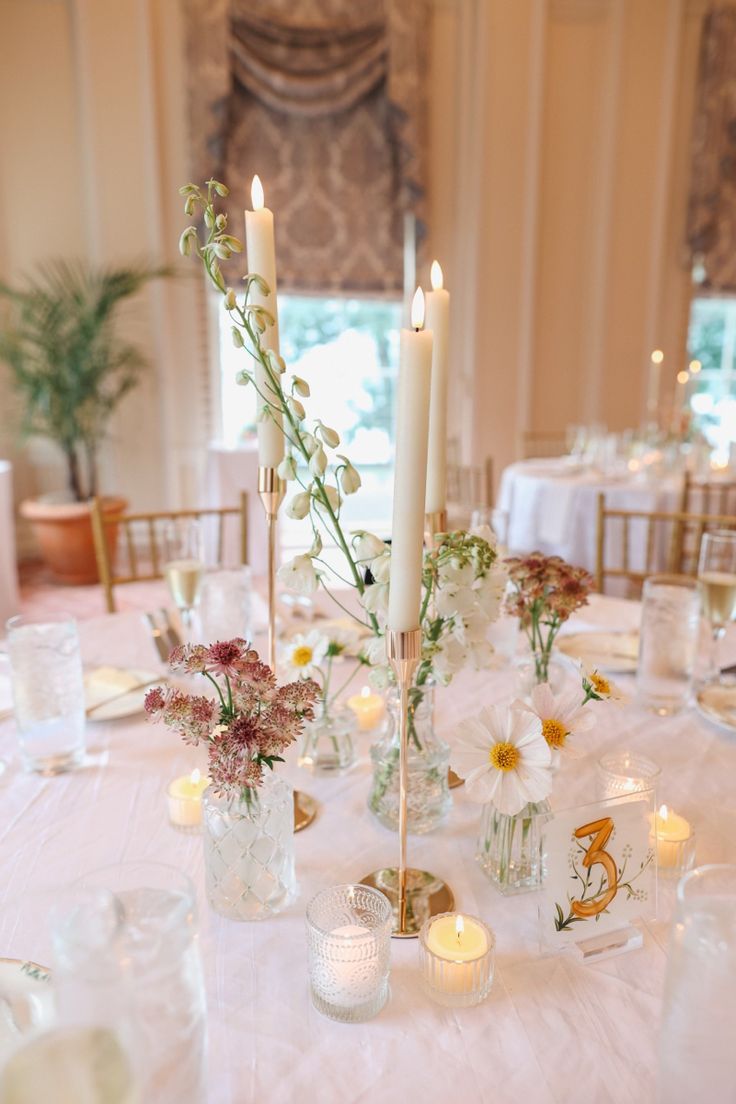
[[166, 768, 210, 831], [419, 913, 495, 1007], [649, 804, 695, 874], [346, 686, 385, 731]]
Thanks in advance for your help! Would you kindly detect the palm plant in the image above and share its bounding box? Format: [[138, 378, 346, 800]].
[[0, 260, 168, 501]]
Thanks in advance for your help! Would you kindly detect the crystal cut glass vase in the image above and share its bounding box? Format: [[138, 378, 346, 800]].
[[202, 773, 296, 920], [368, 684, 451, 835], [476, 800, 551, 894]]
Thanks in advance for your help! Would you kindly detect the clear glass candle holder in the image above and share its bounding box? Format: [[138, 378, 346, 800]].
[[596, 751, 661, 801], [306, 885, 392, 1024], [650, 805, 697, 878], [419, 913, 495, 1008]]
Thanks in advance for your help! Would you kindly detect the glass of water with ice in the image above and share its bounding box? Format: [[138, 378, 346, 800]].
[[658, 865, 736, 1102], [636, 575, 700, 715], [6, 613, 86, 773], [198, 566, 253, 642]]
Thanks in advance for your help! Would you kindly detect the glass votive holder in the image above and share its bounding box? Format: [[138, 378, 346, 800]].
[[306, 884, 392, 1023], [419, 912, 495, 1008], [166, 769, 209, 832], [596, 751, 661, 801], [650, 804, 697, 878]]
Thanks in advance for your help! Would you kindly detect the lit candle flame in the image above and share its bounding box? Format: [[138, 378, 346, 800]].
[[689, 359, 702, 374], [658, 804, 669, 821], [190, 768, 201, 786], [455, 915, 464, 940], [360, 686, 371, 699], [251, 174, 264, 211], [411, 287, 425, 330], [430, 260, 443, 291], [677, 370, 689, 384], [651, 349, 664, 364]]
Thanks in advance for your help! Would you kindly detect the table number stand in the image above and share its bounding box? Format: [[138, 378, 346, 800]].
[[361, 628, 454, 937]]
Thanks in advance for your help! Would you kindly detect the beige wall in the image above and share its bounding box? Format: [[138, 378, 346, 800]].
[[1, 0, 705, 553], [428, 0, 704, 485]]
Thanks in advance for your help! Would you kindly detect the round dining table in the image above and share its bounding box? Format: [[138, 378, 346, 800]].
[[0, 591, 734, 1103], [497, 457, 683, 573]]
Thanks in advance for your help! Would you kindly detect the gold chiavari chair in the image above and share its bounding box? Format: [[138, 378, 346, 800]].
[[521, 430, 567, 459], [446, 457, 494, 529], [671, 471, 736, 574], [595, 492, 736, 598], [90, 495, 249, 613]]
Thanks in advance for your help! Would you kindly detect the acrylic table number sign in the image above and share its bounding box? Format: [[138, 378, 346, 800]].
[[538, 791, 658, 963]]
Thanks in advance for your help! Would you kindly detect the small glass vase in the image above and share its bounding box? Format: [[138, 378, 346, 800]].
[[476, 800, 551, 894], [514, 647, 568, 694], [298, 706, 356, 773], [202, 773, 296, 921], [368, 684, 451, 835]]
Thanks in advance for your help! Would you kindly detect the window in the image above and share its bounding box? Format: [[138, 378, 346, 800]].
[[687, 297, 736, 461], [219, 295, 402, 549]]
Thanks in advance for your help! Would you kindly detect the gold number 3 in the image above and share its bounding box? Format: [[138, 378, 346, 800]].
[[570, 817, 618, 918]]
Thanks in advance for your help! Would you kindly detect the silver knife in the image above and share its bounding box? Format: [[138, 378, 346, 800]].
[[159, 608, 182, 654], [144, 612, 170, 663]]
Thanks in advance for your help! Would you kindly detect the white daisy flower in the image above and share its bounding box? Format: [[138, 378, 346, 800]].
[[280, 630, 328, 681], [524, 682, 595, 766], [581, 663, 628, 704], [451, 703, 553, 816]]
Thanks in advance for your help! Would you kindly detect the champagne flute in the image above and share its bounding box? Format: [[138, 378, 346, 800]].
[[697, 530, 736, 683], [163, 519, 205, 631]]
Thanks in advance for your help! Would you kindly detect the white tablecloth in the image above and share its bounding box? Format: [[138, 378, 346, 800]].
[[498, 458, 682, 574], [0, 461, 20, 626], [0, 595, 735, 1103]]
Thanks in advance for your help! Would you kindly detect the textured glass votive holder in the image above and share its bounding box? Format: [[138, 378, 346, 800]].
[[306, 884, 392, 1023], [650, 807, 697, 879], [596, 752, 661, 801], [419, 913, 495, 1008]]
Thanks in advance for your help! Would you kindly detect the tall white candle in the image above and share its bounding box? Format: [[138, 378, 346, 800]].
[[388, 288, 433, 632], [425, 260, 450, 514], [244, 175, 284, 468]]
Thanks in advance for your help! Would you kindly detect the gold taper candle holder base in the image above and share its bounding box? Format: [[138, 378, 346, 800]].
[[360, 867, 454, 938], [258, 466, 286, 673], [448, 769, 465, 789], [294, 789, 318, 832], [424, 509, 448, 550], [361, 627, 454, 937]]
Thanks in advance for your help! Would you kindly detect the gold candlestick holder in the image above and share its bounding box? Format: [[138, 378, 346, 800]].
[[361, 627, 454, 937], [424, 509, 448, 551], [258, 466, 285, 671]]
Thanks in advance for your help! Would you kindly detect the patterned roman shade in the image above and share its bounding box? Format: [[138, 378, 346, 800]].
[[185, 0, 428, 294]]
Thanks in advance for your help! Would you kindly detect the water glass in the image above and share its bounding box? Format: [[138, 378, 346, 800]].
[[697, 529, 736, 683], [636, 575, 700, 714], [306, 884, 392, 1023], [658, 865, 736, 1102], [52, 862, 207, 1104], [198, 567, 253, 642], [6, 613, 85, 773]]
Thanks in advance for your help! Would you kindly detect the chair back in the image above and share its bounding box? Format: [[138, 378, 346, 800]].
[[91, 494, 249, 612], [446, 457, 493, 529]]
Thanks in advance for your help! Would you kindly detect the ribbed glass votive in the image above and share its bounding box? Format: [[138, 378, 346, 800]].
[[306, 885, 392, 1023], [596, 751, 661, 801], [419, 913, 495, 1008]]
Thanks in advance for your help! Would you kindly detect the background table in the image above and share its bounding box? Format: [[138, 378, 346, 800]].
[[0, 594, 734, 1103], [498, 457, 682, 574]]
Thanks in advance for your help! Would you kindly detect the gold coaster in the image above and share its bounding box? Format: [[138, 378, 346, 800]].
[[448, 768, 465, 789], [360, 867, 455, 938], [294, 790, 318, 832]]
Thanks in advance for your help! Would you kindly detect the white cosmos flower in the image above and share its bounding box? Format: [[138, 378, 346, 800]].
[[452, 704, 553, 816], [581, 663, 628, 704], [280, 631, 328, 681], [278, 553, 319, 595], [525, 683, 595, 766]]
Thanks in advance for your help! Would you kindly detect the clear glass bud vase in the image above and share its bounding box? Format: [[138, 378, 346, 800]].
[[476, 800, 551, 894], [298, 705, 356, 773], [202, 772, 296, 920], [513, 648, 568, 695], [368, 684, 451, 835]]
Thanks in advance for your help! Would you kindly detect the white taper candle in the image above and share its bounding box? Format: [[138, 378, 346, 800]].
[[425, 261, 450, 514], [244, 175, 284, 468], [388, 288, 433, 632]]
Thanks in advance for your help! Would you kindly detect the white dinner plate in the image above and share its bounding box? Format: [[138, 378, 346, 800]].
[[0, 959, 53, 1057], [557, 631, 639, 674], [695, 682, 736, 733], [84, 666, 161, 722]]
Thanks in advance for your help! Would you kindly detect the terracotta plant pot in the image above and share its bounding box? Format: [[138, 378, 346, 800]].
[[20, 496, 127, 585]]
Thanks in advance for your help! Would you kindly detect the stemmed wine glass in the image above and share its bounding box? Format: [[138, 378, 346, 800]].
[[163, 518, 205, 631], [697, 529, 736, 684]]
